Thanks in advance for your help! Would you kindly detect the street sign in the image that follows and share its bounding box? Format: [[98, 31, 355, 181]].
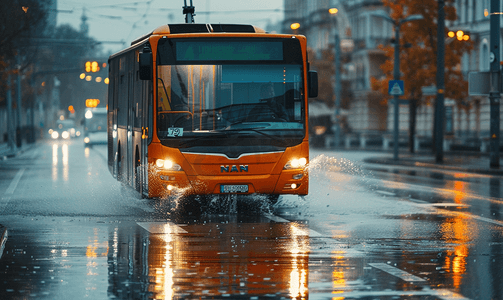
[[421, 85, 436, 95], [444, 99, 456, 106], [341, 39, 354, 53], [388, 80, 404, 95], [468, 71, 492, 95]]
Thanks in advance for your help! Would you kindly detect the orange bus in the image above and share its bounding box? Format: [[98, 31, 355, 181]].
[[107, 22, 318, 203]]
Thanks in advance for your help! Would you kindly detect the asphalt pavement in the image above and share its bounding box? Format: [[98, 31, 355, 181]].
[[363, 151, 503, 176]]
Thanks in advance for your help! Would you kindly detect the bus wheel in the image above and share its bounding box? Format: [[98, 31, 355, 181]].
[[267, 194, 280, 206], [117, 161, 122, 182], [116, 147, 123, 182]]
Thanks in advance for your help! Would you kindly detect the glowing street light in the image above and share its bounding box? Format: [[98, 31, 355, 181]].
[[290, 23, 300, 30]]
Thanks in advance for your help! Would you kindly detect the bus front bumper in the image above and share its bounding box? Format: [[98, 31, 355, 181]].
[[148, 170, 308, 199]]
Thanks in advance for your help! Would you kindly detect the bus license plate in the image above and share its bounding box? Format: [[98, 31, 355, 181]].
[[220, 185, 248, 193]]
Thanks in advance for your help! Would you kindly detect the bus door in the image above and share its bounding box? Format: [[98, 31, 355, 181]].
[[140, 80, 151, 195], [127, 71, 134, 185]]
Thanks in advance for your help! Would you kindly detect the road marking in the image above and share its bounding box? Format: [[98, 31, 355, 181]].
[[5, 168, 25, 194], [137, 222, 188, 234], [367, 264, 470, 298], [430, 203, 470, 208], [368, 177, 503, 227], [434, 289, 471, 300], [1, 169, 25, 212], [264, 213, 289, 222], [316, 289, 470, 299], [375, 177, 503, 205], [369, 263, 426, 282], [264, 214, 323, 237], [436, 209, 503, 227], [407, 201, 503, 227], [375, 190, 396, 196]]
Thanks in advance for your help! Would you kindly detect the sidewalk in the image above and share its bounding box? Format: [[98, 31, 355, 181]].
[[0, 142, 35, 160], [363, 152, 503, 176]]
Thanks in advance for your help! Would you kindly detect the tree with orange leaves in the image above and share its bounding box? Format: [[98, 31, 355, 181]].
[[371, 0, 473, 153]]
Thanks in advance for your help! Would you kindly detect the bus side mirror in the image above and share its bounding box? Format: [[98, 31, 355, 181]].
[[139, 52, 152, 80], [308, 71, 318, 98]]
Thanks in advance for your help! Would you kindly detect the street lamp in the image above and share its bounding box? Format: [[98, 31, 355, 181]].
[[371, 12, 423, 161], [290, 22, 301, 35]]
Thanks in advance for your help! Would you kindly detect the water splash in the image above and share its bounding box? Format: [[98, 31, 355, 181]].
[[307, 154, 367, 177], [301, 154, 376, 210], [204, 194, 273, 215], [151, 154, 373, 217]]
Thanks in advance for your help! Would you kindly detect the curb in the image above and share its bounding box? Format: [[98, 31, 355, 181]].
[[0, 224, 7, 260], [364, 157, 503, 176], [0, 144, 35, 160]]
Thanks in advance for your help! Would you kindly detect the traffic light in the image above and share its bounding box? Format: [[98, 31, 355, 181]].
[[84, 61, 101, 72], [85, 61, 91, 72], [91, 61, 99, 72], [86, 99, 100, 108], [448, 30, 470, 41]]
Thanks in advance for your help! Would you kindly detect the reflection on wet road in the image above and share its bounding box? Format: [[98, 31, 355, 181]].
[[360, 161, 503, 225], [0, 144, 502, 299], [1, 213, 488, 299]]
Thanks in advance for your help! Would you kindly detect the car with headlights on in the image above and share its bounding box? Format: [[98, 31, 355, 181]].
[[48, 119, 79, 140]]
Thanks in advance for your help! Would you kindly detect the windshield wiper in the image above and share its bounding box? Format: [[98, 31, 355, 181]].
[[221, 126, 290, 146], [225, 121, 268, 130]]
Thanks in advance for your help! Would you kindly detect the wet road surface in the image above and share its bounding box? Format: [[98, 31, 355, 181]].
[[0, 141, 502, 299]]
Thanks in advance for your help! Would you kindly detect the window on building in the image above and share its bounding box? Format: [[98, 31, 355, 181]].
[[482, 43, 489, 71]]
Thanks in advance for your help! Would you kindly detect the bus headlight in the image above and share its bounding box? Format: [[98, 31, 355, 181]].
[[284, 157, 307, 170], [51, 131, 59, 139], [155, 159, 182, 171], [61, 131, 70, 139]]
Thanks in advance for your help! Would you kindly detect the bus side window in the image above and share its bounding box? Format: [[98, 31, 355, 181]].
[[118, 74, 127, 126], [148, 81, 153, 143]]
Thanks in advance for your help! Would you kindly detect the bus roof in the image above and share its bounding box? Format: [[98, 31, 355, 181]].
[[130, 23, 266, 46]]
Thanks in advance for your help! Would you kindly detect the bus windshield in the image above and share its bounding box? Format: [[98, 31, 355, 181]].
[[156, 64, 305, 148]]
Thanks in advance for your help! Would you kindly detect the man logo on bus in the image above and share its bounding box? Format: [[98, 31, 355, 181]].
[[221, 165, 248, 173]]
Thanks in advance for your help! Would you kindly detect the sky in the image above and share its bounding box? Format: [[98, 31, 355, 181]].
[[56, 0, 285, 54]]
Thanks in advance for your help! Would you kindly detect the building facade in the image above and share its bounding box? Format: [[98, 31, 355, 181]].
[[283, 0, 503, 151]]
